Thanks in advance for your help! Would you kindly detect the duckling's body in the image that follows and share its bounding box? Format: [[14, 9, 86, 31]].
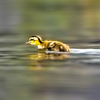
[[26, 35, 70, 52]]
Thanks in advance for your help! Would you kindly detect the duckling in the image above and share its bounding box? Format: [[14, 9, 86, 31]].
[[26, 35, 70, 52]]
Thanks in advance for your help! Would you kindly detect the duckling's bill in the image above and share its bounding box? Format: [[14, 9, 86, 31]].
[[26, 41, 30, 45]]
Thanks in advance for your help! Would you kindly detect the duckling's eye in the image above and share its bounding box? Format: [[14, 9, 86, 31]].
[[29, 39, 34, 41]]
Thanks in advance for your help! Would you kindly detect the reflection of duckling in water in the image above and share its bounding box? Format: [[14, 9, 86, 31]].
[[29, 52, 69, 60], [28, 52, 70, 70], [26, 35, 70, 52]]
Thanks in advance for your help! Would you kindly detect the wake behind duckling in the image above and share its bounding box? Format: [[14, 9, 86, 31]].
[[45, 49, 100, 54]]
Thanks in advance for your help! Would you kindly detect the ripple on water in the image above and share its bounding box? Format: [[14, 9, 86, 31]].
[[71, 49, 100, 54], [45, 49, 100, 65], [45, 49, 100, 54]]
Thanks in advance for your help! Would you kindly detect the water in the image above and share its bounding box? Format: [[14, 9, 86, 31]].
[[0, 35, 100, 100]]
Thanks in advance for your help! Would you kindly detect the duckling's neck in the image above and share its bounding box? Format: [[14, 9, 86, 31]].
[[38, 45, 44, 49], [37, 42, 45, 49]]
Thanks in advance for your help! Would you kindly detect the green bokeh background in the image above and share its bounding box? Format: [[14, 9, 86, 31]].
[[15, 0, 100, 42]]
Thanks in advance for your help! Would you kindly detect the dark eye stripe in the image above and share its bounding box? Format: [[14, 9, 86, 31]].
[[30, 39, 34, 41]]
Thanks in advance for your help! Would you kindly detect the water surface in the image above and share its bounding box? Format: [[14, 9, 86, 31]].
[[0, 35, 100, 100]]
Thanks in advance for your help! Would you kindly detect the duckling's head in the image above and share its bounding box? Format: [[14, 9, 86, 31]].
[[26, 35, 43, 46]]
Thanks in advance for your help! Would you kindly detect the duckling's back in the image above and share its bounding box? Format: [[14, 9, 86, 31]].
[[43, 40, 70, 52]]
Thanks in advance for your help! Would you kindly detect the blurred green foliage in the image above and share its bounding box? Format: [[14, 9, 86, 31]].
[[15, 0, 100, 41]]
